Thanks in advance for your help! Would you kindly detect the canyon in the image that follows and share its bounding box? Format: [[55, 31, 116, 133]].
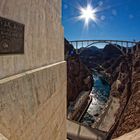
[[65, 40, 140, 139]]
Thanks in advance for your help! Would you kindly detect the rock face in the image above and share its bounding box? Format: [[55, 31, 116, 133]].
[[110, 46, 140, 138], [65, 39, 93, 104], [80, 44, 123, 69]]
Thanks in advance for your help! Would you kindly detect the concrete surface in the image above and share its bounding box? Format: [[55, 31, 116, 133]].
[[0, 133, 8, 140], [0, 0, 66, 140], [67, 119, 106, 140]]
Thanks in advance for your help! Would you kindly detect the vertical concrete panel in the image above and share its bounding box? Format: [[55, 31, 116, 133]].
[[0, 0, 66, 140]]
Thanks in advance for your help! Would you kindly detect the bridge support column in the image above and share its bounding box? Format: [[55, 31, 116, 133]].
[[121, 42, 124, 52], [131, 47, 134, 54], [131, 43, 134, 54], [76, 41, 78, 54], [126, 42, 129, 54], [82, 41, 84, 48], [136, 43, 139, 52]]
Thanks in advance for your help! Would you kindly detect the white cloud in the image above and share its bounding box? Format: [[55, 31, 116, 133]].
[[112, 9, 117, 16], [64, 4, 68, 9], [101, 15, 106, 21], [98, 1, 103, 6]]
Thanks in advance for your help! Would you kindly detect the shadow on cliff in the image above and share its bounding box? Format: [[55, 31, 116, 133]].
[[64, 39, 93, 105]]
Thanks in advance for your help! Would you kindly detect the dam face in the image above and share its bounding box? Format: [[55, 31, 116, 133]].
[[0, 0, 66, 140]]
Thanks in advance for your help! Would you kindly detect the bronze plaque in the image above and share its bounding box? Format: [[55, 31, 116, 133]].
[[0, 17, 24, 54]]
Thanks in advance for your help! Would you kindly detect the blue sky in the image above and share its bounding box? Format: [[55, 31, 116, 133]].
[[62, 0, 140, 42]]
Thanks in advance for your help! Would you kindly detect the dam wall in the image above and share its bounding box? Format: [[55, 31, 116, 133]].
[[0, 0, 66, 140]]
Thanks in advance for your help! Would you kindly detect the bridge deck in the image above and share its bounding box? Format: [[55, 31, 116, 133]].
[[69, 39, 139, 55], [70, 40, 138, 44]]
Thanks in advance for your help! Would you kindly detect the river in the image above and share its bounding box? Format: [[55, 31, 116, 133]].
[[80, 72, 111, 126]]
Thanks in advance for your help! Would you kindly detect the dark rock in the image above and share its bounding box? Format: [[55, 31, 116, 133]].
[[65, 39, 93, 104], [80, 44, 123, 70]]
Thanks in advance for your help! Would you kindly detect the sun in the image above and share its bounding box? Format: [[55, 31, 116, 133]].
[[78, 4, 97, 28]]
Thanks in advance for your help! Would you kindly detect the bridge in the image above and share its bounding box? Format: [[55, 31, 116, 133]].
[[70, 40, 140, 55]]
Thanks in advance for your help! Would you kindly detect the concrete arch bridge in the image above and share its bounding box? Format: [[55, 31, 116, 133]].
[[70, 40, 139, 55]]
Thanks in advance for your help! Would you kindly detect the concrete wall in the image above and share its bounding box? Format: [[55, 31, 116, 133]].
[[0, 0, 64, 79], [0, 0, 66, 140]]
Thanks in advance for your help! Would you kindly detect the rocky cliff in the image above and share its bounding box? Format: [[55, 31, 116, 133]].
[[80, 44, 123, 69], [64, 39, 93, 105], [109, 45, 140, 138]]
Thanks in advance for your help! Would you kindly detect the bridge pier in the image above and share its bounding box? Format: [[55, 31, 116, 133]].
[[126, 42, 129, 54], [131, 47, 134, 54], [121, 42, 124, 52], [136, 43, 139, 55], [76, 41, 78, 54], [82, 41, 84, 48], [131, 43, 134, 54]]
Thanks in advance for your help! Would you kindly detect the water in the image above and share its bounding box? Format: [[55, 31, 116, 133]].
[[81, 72, 111, 126], [92, 72, 110, 102]]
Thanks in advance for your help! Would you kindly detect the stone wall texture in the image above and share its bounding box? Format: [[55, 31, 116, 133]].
[[0, 0, 66, 140]]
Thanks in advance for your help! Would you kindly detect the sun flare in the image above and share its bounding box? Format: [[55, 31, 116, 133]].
[[78, 4, 97, 28]]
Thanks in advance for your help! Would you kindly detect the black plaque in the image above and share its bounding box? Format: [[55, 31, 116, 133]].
[[0, 17, 24, 54]]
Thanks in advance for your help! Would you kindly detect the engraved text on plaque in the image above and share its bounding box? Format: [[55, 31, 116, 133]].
[[0, 17, 24, 54]]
